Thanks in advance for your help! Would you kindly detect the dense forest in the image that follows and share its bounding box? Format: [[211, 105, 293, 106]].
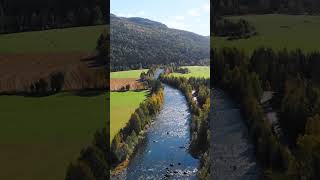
[[0, 0, 108, 34], [214, 0, 320, 15], [160, 74, 211, 179], [213, 47, 320, 179], [110, 14, 210, 71]]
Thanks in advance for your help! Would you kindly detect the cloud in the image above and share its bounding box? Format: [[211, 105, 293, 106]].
[[202, 3, 210, 13], [173, 15, 185, 21], [117, 11, 146, 17], [164, 18, 188, 30], [137, 11, 145, 16], [187, 9, 200, 17]]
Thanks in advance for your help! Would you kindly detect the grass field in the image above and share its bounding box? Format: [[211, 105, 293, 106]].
[[169, 66, 210, 79], [0, 92, 107, 180], [0, 25, 107, 53], [212, 14, 320, 53], [110, 91, 148, 142], [0, 25, 107, 92], [110, 69, 148, 79]]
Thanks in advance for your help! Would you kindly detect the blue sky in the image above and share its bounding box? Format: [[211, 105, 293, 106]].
[[110, 0, 210, 36]]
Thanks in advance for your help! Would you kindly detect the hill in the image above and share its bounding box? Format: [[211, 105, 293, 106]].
[[110, 14, 210, 71]]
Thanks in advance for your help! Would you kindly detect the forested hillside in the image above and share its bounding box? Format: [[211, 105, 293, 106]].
[[0, 0, 108, 34], [110, 14, 210, 71]]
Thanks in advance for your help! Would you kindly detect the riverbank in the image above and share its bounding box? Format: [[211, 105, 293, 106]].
[[110, 78, 164, 172]]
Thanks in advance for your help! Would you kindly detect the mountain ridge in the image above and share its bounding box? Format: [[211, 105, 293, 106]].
[[110, 14, 210, 71]]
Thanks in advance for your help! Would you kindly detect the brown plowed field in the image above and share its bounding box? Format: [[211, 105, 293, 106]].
[[0, 52, 106, 93], [110, 78, 144, 91]]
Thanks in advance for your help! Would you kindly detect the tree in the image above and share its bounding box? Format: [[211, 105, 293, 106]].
[[50, 72, 65, 92], [96, 32, 108, 66], [125, 84, 130, 91], [79, 8, 91, 25], [0, 3, 4, 33], [305, 114, 320, 137], [79, 146, 108, 180], [65, 160, 96, 180], [31, 12, 40, 29], [67, 10, 75, 25], [130, 112, 142, 134], [92, 6, 103, 24], [34, 78, 48, 95]]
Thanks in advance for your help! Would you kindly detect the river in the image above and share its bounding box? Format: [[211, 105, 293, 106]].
[[116, 84, 199, 179], [211, 88, 261, 179]]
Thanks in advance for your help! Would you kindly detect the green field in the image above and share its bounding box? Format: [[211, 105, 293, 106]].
[[169, 66, 210, 79], [212, 14, 320, 53], [0, 92, 106, 180], [110, 91, 148, 142], [0, 25, 107, 53], [110, 69, 148, 79]]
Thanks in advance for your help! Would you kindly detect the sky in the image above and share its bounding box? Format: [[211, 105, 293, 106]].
[[110, 0, 210, 36]]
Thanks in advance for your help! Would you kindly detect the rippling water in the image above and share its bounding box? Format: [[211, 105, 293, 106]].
[[115, 85, 198, 179], [211, 88, 261, 180]]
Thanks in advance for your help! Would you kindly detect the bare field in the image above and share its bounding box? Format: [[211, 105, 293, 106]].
[[0, 53, 105, 92], [110, 78, 144, 91]]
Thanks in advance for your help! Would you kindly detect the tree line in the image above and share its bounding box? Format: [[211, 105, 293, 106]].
[[160, 74, 211, 179], [11, 29, 109, 96], [214, 0, 320, 16], [28, 72, 65, 96], [212, 47, 320, 179], [213, 18, 256, 40], [140, 66, 158, 81], [65, 128, 109, 180], [0, 0, 108, 34]]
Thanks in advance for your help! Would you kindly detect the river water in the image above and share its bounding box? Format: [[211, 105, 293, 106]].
[[211, 88, 261, 180], [116, 84, 199, 179]]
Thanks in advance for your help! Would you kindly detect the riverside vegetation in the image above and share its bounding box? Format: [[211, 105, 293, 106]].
[[213, 47, 320, 179], [110, 68, 164, 172], [212, 0, 320, 177]]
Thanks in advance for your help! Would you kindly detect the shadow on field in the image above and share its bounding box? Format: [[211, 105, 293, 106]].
[[0, 91, 56, 97], [81, 55, 106, 68], [0, 89, 107, 98], [72, 89, 106, 97]]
